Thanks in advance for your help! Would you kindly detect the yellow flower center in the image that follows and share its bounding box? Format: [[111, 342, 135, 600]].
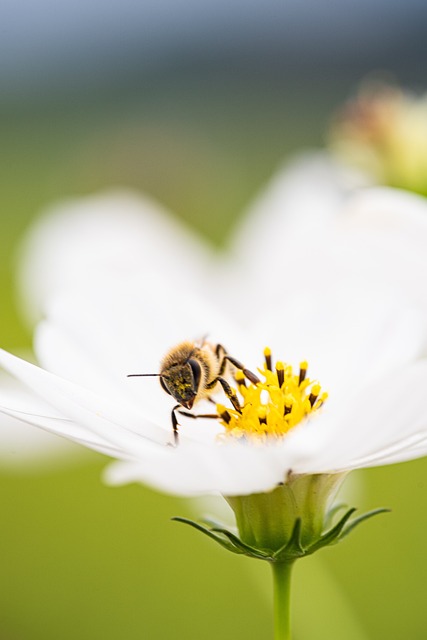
[[217, 347, 328, 440]]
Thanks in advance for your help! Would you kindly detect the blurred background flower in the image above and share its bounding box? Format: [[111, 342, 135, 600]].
[[330, 81, 427, 195], [2, 1, 427, 638]]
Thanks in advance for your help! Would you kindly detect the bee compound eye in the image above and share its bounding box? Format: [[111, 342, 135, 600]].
[[188, 358, 202, 391], [159, 377, 172, 396]]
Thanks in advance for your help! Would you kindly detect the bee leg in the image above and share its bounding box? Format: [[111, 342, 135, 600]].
[[215, 344, 260, 385], [217, 377, 242, 413], [215, 345, 229, 376], [171, 404, 181, 446], [177, 410, 219, 419], [225, 356, 260, 384], [215, 346, 230, 378], [215, 343, 227, 358], [206, 375, 241, 412]]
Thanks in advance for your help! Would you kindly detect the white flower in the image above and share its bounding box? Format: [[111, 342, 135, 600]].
[[2, 169, 427, 497]]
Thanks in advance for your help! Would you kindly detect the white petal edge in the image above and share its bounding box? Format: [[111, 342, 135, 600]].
[[103, 441, 292, 497], [228, 152, 368, 264], [16, 189, 215, 325], [278, 359, 427, 474], [0, 348, 170, 453]]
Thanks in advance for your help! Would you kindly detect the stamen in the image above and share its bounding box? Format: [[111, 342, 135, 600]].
[[299, 361, 308, 386], [235, 370, 247, 388], [258, 406, 267, 425], [315, 392, 329, 409], [264, 346, 272, 371], [217, 404, 231, 424], [276, 361, 285, 388], [308, 383, 321, 407], [217, 351, 327, 440]]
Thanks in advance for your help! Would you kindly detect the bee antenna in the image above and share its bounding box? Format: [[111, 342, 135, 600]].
[[127, 373, 162, 378]]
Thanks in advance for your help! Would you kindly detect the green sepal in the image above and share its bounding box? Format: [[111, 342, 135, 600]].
[[200, 516, 232, 530], [272, 518, 304, 561], [173, 516, 272, 559], [210, 527, 271, 560], [305, 507, 357, 554], [171, 517, 240, 555], [173, 506, 389, 564], [324, 503, 348, 528], [338, 507, 391, 541], [172, 516, 271, 558]]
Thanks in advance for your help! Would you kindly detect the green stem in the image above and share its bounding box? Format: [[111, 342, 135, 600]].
[[271, 562, 294, 640]]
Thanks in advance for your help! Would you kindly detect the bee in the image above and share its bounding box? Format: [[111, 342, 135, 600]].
[[127, 340, 259, 445]]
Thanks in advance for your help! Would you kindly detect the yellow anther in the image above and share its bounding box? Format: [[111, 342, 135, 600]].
[[276, 361, 285, 388], [308, 383, 321, 407], [216, 403, 232, 424], [258, 406, 267, 424], [303, 398, 312, 413], [299, 361, 308, 386], [264, 346, 272, 371], [217, 352, 327, 440], [315, 391, 329, 408]]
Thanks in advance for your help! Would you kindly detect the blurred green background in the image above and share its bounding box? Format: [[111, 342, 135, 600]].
[[2, 2, 427, 638]]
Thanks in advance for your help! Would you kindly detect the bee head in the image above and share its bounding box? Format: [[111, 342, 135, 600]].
[[161, 358, 202, 409]]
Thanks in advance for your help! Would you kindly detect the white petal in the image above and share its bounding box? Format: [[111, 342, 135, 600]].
[[0, 372, 132, 465], [33, 284, 249, 444], [332, 187, 427, 313], [0, 376, 82, 470], [0, 404, 122, 461], [283, 359, 427, 473], [0, 411, 74, 470], [224, 168, 427, 331], [104, 440, 291, 496], [39, 274, 244, 381], [343, 187, 427, 252], [16, 189, 214, 325], [345, 434, 427, 469], [257, 285, 425, 394], [0, 348, 169, 453], [228, 152, 367, 268], [35, 318, 223, 446]]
